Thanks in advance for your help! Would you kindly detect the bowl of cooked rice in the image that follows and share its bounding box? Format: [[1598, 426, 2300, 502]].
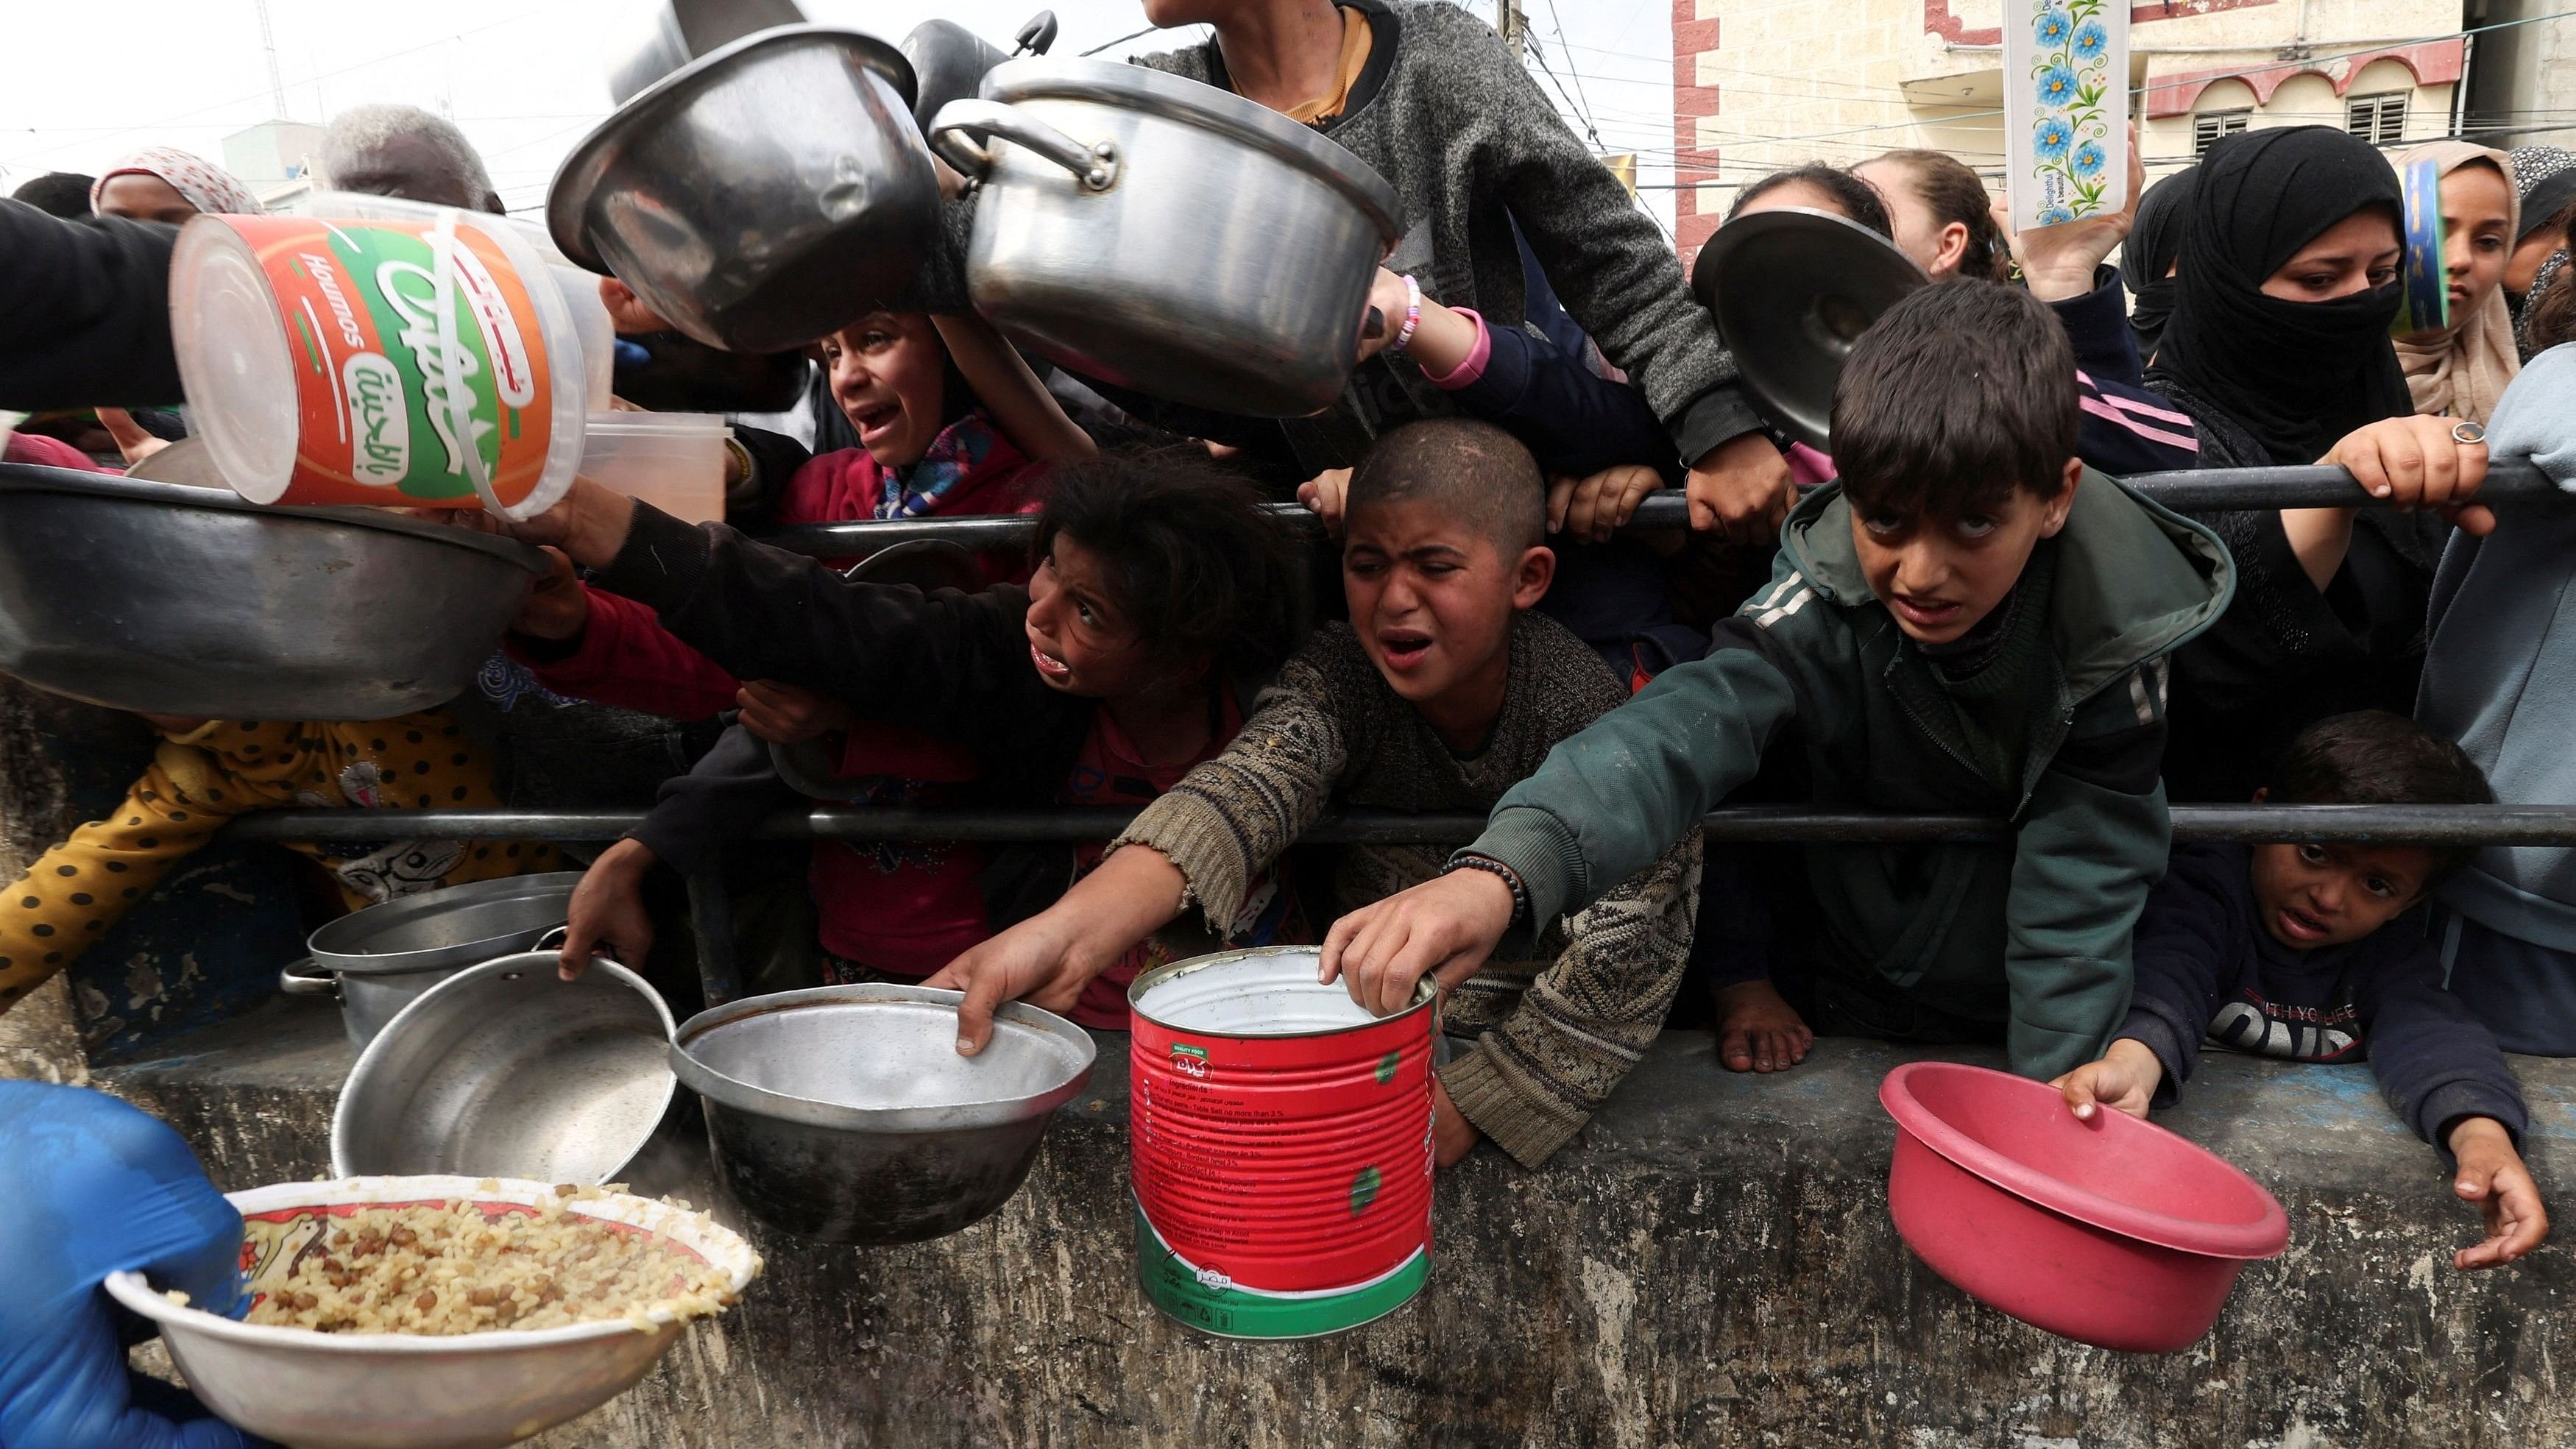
[[104, 1175, 762, 1449]]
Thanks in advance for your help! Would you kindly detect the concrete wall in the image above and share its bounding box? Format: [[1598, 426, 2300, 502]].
[[105, 996, 2576, 1448], [2466, 0, 2576, 150]]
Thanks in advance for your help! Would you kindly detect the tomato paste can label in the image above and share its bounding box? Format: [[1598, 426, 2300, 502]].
[[206, 214, 559, 509], [1128, 947, 1435, 1339]]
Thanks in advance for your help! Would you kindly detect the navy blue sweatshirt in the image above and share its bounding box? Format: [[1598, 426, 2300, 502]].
[[2120, 842, 2527, 1159]]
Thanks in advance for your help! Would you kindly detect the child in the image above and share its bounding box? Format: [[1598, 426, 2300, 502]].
[[0, 709, 553, 1016], [1314, 281, 2233, 1082], [928, 419, 1699, 1169], [529, 450, 1314, 1024], [2052, 712, 2544, 1272]]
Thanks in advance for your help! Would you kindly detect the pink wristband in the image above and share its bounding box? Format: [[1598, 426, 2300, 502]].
[[1420, 307, 1493, 390]]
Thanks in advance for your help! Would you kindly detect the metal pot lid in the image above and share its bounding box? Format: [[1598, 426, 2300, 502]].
[[1688, 207, 1926, 453], [975, 55, 1401, 246], [305, 871, 586, 976], [0, 463, 548, 575], [549, 24, 921, 274]]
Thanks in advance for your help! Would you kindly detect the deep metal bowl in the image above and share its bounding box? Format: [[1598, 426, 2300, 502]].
[[0, 465, 545, 720], [104, 1175, 759, 1449], [550, 25, 936, 355], [930, 57, 1401, 416], [670, 983, 1095, 1244], [283, 871, 584, 1052], [332, 953, 679, 1186]]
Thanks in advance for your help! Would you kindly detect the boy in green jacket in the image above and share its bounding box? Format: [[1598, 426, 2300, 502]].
[[1320, 282, 2235, 1080]]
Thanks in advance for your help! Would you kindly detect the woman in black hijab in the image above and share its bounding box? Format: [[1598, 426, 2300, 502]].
[[2121, 166, 2193, 360], [2146, 126, 2493, 800]]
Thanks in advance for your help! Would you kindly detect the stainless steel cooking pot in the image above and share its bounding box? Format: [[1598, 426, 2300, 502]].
[[0, 466, 544, 720], [604, 0, 808, 104], [670, 984, 1094, 1244], [280, 873, 584, 1052], [551, 25, 938, 355], [930, 57, 1401, 417], [330, 952, 679, 1186]]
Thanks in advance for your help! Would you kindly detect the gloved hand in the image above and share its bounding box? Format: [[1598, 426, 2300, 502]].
[[0, 1081, 269, 1449]]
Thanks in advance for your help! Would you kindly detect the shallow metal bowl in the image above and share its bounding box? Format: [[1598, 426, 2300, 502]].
[[0, 465, 544, 720], [671, 983, 1094, 1244], [284, 872, 584, 1052], [551, 25, 935, 355], [105, 1175, 759, 1449], [333, 953, 679, 1186]]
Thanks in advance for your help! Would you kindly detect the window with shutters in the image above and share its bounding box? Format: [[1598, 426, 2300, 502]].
[[2193, 110, 2250, 157], [2347, 93, 2408, 145]]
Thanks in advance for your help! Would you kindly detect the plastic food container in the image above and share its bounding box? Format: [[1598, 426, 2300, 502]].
[[1879, 1061, 2290, 1353], [580, 411, 730, 524], [171, 202, 592, 519]]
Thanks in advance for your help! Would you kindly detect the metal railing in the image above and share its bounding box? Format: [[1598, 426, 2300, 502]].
[[221, 460, 2574, 1000], [751, 461, 2560, 559]]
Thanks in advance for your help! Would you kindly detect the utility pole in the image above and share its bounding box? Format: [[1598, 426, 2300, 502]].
[[1498, 0, 1525, 60], [253, 0, 289, 120]]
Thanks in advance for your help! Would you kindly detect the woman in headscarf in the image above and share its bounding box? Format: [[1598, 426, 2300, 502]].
[[88, 147, 261, 224], [2145, 126, 2493, 801], [2392, 141, 2520, 428], [2506, 145, 2576, 359], [2121, 166, 2193, 361]]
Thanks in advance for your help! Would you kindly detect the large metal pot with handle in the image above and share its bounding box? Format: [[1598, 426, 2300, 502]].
[[280, 872, 584, 1052], [930, 57, 1401, 417]]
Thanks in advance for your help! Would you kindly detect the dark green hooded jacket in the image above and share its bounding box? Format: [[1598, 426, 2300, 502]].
[[1470, 472, 2234, 1078]]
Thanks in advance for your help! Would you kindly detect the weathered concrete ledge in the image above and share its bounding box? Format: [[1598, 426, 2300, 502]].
[[102, 996, 2575, 1448]]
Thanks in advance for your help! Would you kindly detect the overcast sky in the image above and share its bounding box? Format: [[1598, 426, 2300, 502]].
[[0, 0, 1677, 227]]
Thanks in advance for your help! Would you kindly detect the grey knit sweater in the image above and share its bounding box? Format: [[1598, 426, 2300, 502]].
[[1111, 614, 1702, 1168], [1134, 0, 1758, 464]]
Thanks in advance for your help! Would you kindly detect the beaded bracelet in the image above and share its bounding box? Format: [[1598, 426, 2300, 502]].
[[1390, 274, 1423, 355], [1443, 853, 1529, 932]]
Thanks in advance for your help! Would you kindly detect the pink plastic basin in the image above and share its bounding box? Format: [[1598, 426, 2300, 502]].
[[1879, 1061, 2290, 1353]]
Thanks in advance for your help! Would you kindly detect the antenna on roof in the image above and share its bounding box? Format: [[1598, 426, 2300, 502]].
[[253, 0, 289, 120]]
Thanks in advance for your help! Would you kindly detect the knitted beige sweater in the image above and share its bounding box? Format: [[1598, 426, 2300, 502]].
[[1111, 613, 1701, 1167]]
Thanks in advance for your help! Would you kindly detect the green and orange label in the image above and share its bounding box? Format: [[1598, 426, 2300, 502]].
[[220, 213, 556, 509]]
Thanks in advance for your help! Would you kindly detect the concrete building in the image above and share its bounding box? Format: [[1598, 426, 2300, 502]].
[[220, 118, 325, 210], [2465, 0, 2576, 148], [1670, 0, 2471, 264]]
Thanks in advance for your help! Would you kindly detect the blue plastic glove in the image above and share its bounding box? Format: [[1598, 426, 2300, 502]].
[[0, 1082, 269, 1449]]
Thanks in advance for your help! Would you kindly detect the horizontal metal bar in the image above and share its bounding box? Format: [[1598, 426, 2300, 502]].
[[749, 464, 2560, 558], [224, 804, 2576, 848]]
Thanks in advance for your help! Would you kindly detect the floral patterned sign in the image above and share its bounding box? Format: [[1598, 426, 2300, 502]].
[[2004, 0, 2129, 229]]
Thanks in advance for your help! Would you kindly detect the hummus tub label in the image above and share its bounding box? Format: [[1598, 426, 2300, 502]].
[[233, 214, 556, 509]]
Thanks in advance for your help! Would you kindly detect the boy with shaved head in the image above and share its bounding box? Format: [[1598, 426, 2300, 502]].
[[930, 418, 1700, 1170]]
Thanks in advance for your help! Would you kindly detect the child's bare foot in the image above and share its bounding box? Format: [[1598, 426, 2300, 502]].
[[1713, 979, 1814, 1073]]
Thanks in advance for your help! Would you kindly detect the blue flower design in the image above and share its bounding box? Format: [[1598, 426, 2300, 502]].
[[2039, 205, 2077, 226], [2036, 62, 2079, 107], [2034, 8, 2073, 46], [2070, 19, 2109, 60], [2033, 113, 2074, 162], [2072, 140, 2106, 177]]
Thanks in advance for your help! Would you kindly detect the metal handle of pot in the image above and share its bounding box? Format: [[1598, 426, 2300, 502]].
[[929, 99, 1119, 192], [278, 959, 340, 999], [536, 925, 572, 952]]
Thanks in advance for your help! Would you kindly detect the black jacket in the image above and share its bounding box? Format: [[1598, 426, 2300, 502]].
[[0, 202, 183, 408], [2120, 842, 2527, 1161]]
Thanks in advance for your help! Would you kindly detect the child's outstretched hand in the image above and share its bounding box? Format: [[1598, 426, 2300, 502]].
[[512, 547, 590, 642], [557, 839, 658, 982], [2050, 1038, 2163, 1122], [1319, 866, 1515, 1016], [2449, 1116, 2550, 1271]]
